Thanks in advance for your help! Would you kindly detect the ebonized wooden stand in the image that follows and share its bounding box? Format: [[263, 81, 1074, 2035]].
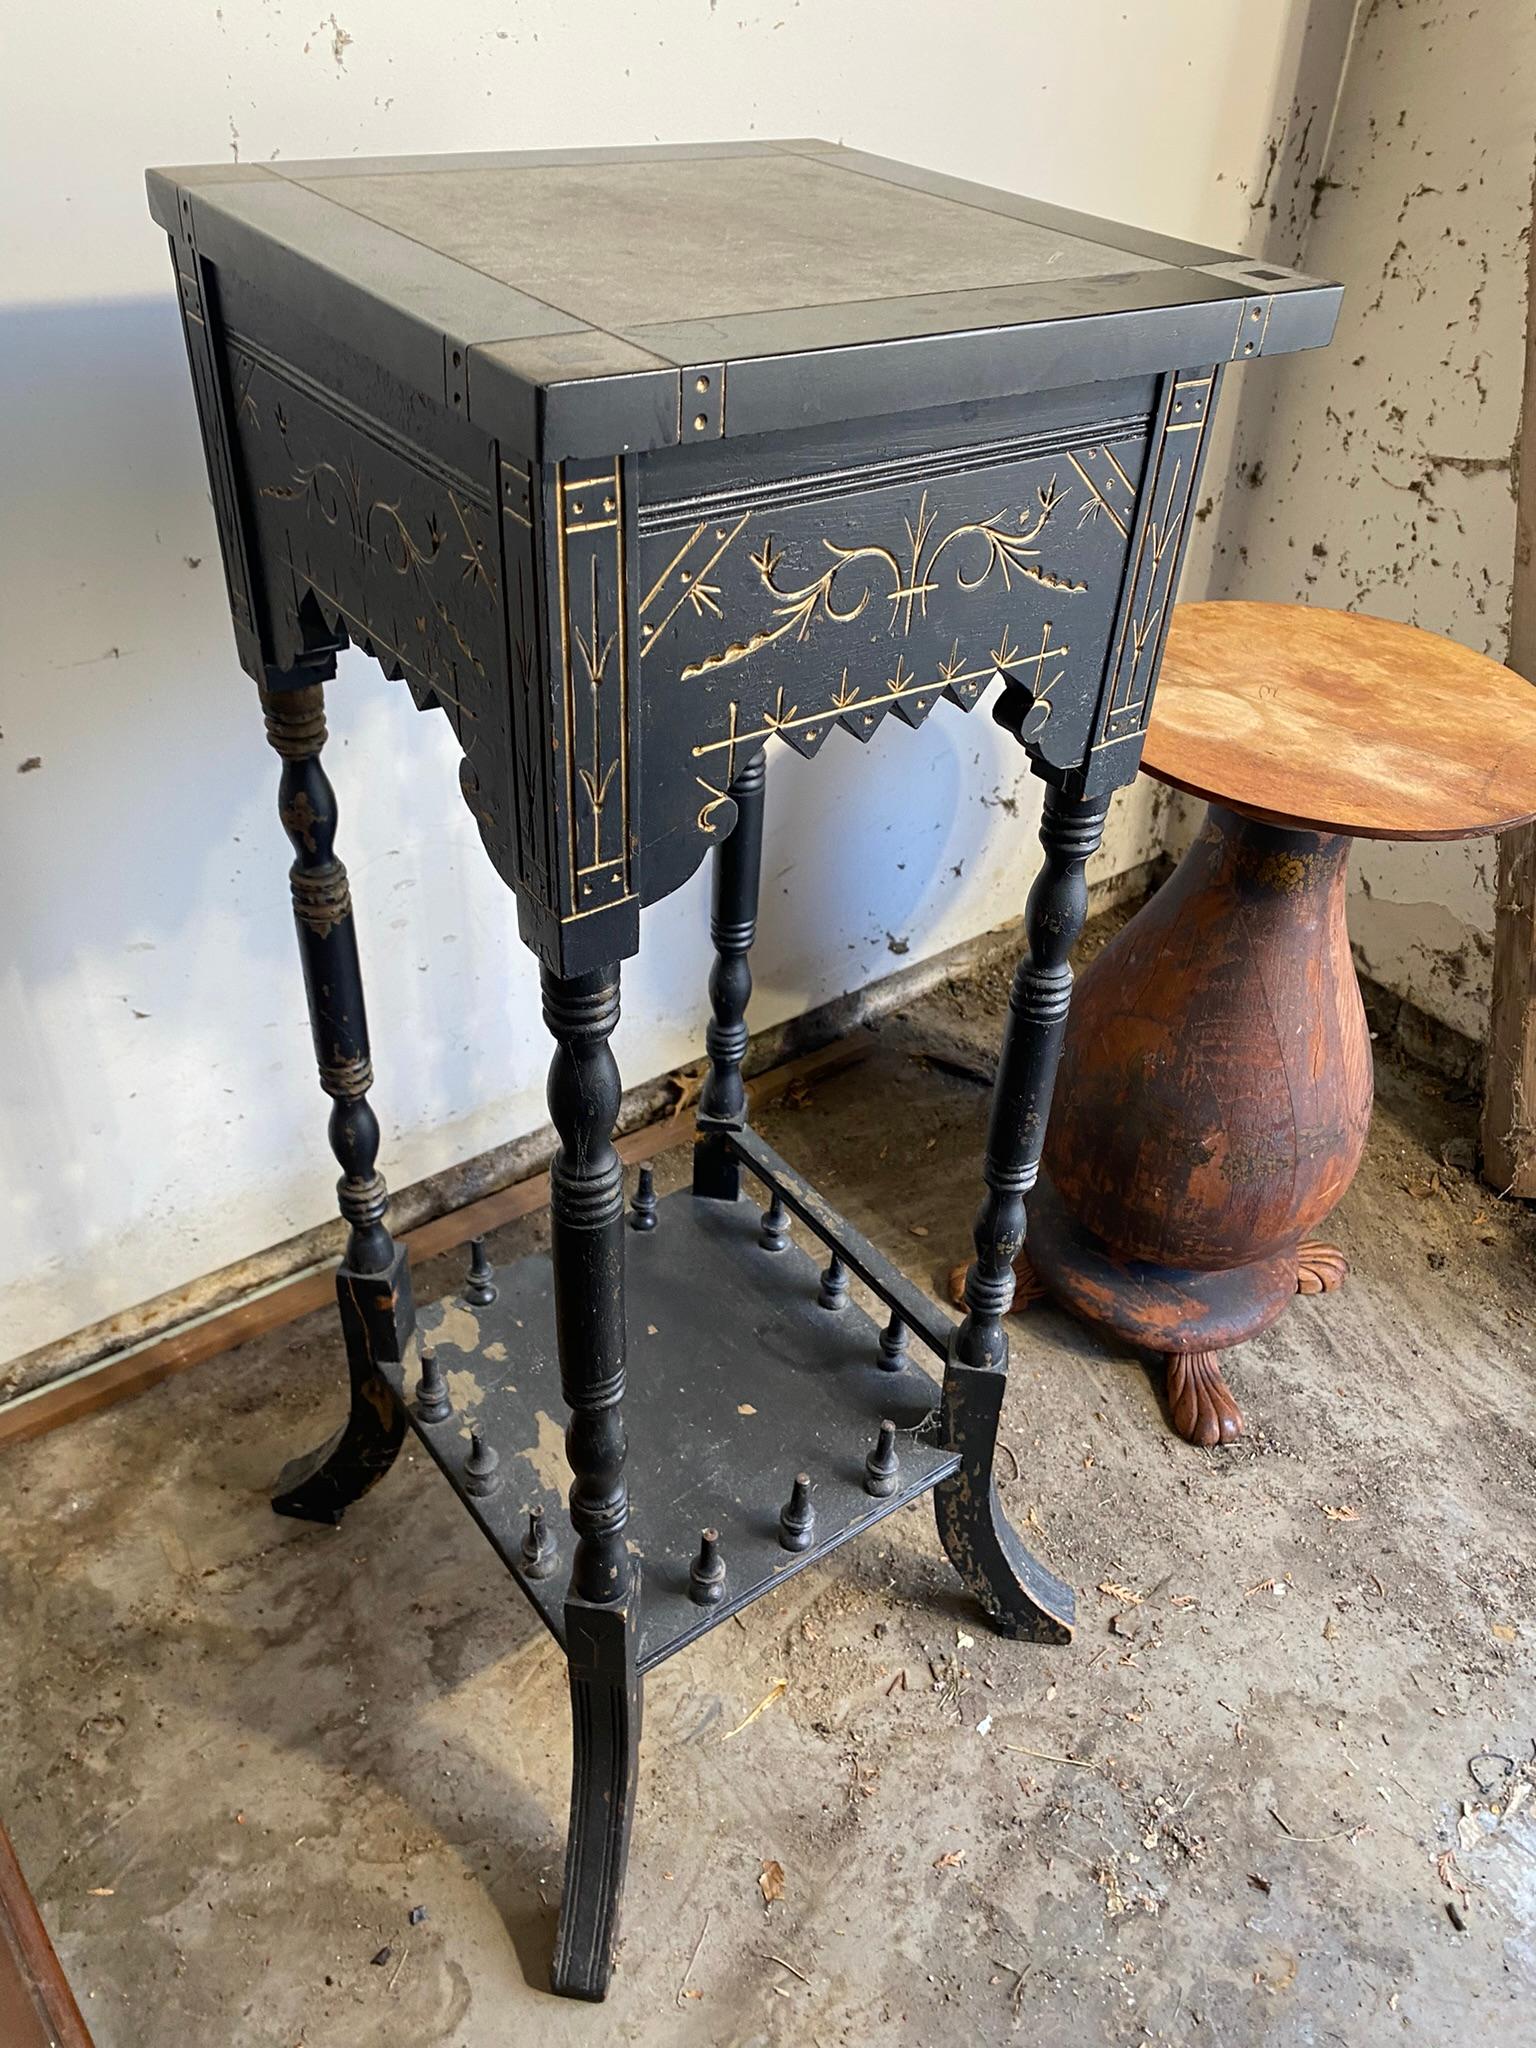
[[147, 141, 1338, 1999]]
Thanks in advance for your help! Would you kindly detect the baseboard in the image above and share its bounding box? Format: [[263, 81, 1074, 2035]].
[[0, 858, 1161, 1411]]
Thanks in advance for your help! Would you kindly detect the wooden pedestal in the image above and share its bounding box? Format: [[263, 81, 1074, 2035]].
[[1024, 803, 1371, 1445]]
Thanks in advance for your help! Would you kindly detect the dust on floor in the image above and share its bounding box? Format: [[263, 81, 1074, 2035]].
[[1, 961, 1534, 2048]]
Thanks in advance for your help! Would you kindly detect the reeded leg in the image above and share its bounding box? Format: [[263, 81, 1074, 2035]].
[[936, 784, 1107, 1642], [263, 679, 412, 1524], [542, 965, 640, 2001], [693, 752, 767, 1200]]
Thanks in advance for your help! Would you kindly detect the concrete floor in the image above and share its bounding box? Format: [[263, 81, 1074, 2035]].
[[3, 952, 1535, 2048]]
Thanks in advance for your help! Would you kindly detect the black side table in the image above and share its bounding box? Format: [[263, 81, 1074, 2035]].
[[147, 140, 1337, 2000]]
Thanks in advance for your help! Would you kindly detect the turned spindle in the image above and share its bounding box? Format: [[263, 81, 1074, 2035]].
[[817, 1250, 849, 1311], [877, 1312, 909, 1372], [464, 1237, 498, 1307], [778, 1474, 815, 1552], [694, 752, 767, 1201], [542, 964, 631, 1607], [864, 1419, 900, 1498], [414, 1346, 451, 1425], [465, 1426, 501, 1498], [263, 675, 411, 1526], [688, 1528, 727, 1605], [520, 1505, 556, 1580], [629, 1164, 658, 1232], [759, 1192, 790, 1252]]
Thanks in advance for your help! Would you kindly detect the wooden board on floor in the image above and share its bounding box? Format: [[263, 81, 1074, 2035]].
[[0, 1822, 93, 2048], [1484, 158, 1536, 1199], [0, 1035, 872, 1451]]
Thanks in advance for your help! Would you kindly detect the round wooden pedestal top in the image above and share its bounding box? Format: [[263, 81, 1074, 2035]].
[[1142, 600, 1536, 839]]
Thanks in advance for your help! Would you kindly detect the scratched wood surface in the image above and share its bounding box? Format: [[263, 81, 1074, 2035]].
[[1143, 600, 1536, 839], [0, 1822, 93, 2048]]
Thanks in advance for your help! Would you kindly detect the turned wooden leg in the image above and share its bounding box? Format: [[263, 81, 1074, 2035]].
[[947, 1249, 1048, 1312], [542, 965, 640, 2002], [265, 677, 412, 1525], [693, 752, 767, 1201], [936, 784, 1107, 1643], [1165, 1350, 1244, 1446]]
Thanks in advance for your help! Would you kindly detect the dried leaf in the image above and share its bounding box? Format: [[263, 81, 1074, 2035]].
[[758, 1859, 785, 1906], [1098, 1580, 1143, 1604], [723, 1677, 788, 1739], [1435, 1850, 1472, 1907], [933, 1849, 966, 1870], [1317, 1503, 1360, 1522], [667, 1061, 707, 1118]]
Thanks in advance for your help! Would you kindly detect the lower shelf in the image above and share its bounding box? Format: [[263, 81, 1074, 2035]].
[[386, 1186, 959, 1671]]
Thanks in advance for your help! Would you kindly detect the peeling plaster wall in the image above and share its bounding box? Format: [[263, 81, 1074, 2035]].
[[1, 1, 1328, 1358], [1187, 0, 1536, 1047]]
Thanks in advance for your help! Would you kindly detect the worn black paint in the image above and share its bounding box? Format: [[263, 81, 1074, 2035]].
[[150, 138, 1339, 2001], [693, 751, 767, 1202], [262, 677, 412, 1526]]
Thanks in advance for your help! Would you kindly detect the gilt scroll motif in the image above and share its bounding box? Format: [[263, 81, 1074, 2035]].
[[633, 424, 1152, 903], [225, 344, 535, 907]]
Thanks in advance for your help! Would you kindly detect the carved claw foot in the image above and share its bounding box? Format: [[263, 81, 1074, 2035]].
[[1165, 1349, 1244, 1447], [1296, 1240, 1349, 1295], [946, 1249, 1049, 1313]]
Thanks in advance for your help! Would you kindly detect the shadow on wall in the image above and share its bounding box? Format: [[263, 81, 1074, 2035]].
[[0, 293, 991, 1354]]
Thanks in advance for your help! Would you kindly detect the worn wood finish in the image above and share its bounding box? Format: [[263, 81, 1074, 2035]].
[[0, 1037, 869, 1454], [0, 1822, 94, 2048], [262, 678, 413, 1524], [938, 786, 1106, 1636], [1484, 166, 1536, 1197], [1011, 592, 1536, 1446], [147, 138, 1338, 1999], [694, 751, 767, 1201], [393, 1185, 959, 1671], [1487, 826, 1536, 1195], [147, 142, 1339, 982], [539, 963, 639, 1993], [1024, 803, 1371, 1445], [1143, 601, 1536, 840]]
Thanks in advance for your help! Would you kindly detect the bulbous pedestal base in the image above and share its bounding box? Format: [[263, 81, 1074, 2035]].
[[993, 803, 1370, 1446]]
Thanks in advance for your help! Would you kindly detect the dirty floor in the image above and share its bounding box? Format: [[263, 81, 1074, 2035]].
[[2, 946, 1535, 2048]]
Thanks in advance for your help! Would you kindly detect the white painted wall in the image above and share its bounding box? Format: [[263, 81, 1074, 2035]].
[[1, 0, 1330, 1361], [1194, 0, 1536, 1044]]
